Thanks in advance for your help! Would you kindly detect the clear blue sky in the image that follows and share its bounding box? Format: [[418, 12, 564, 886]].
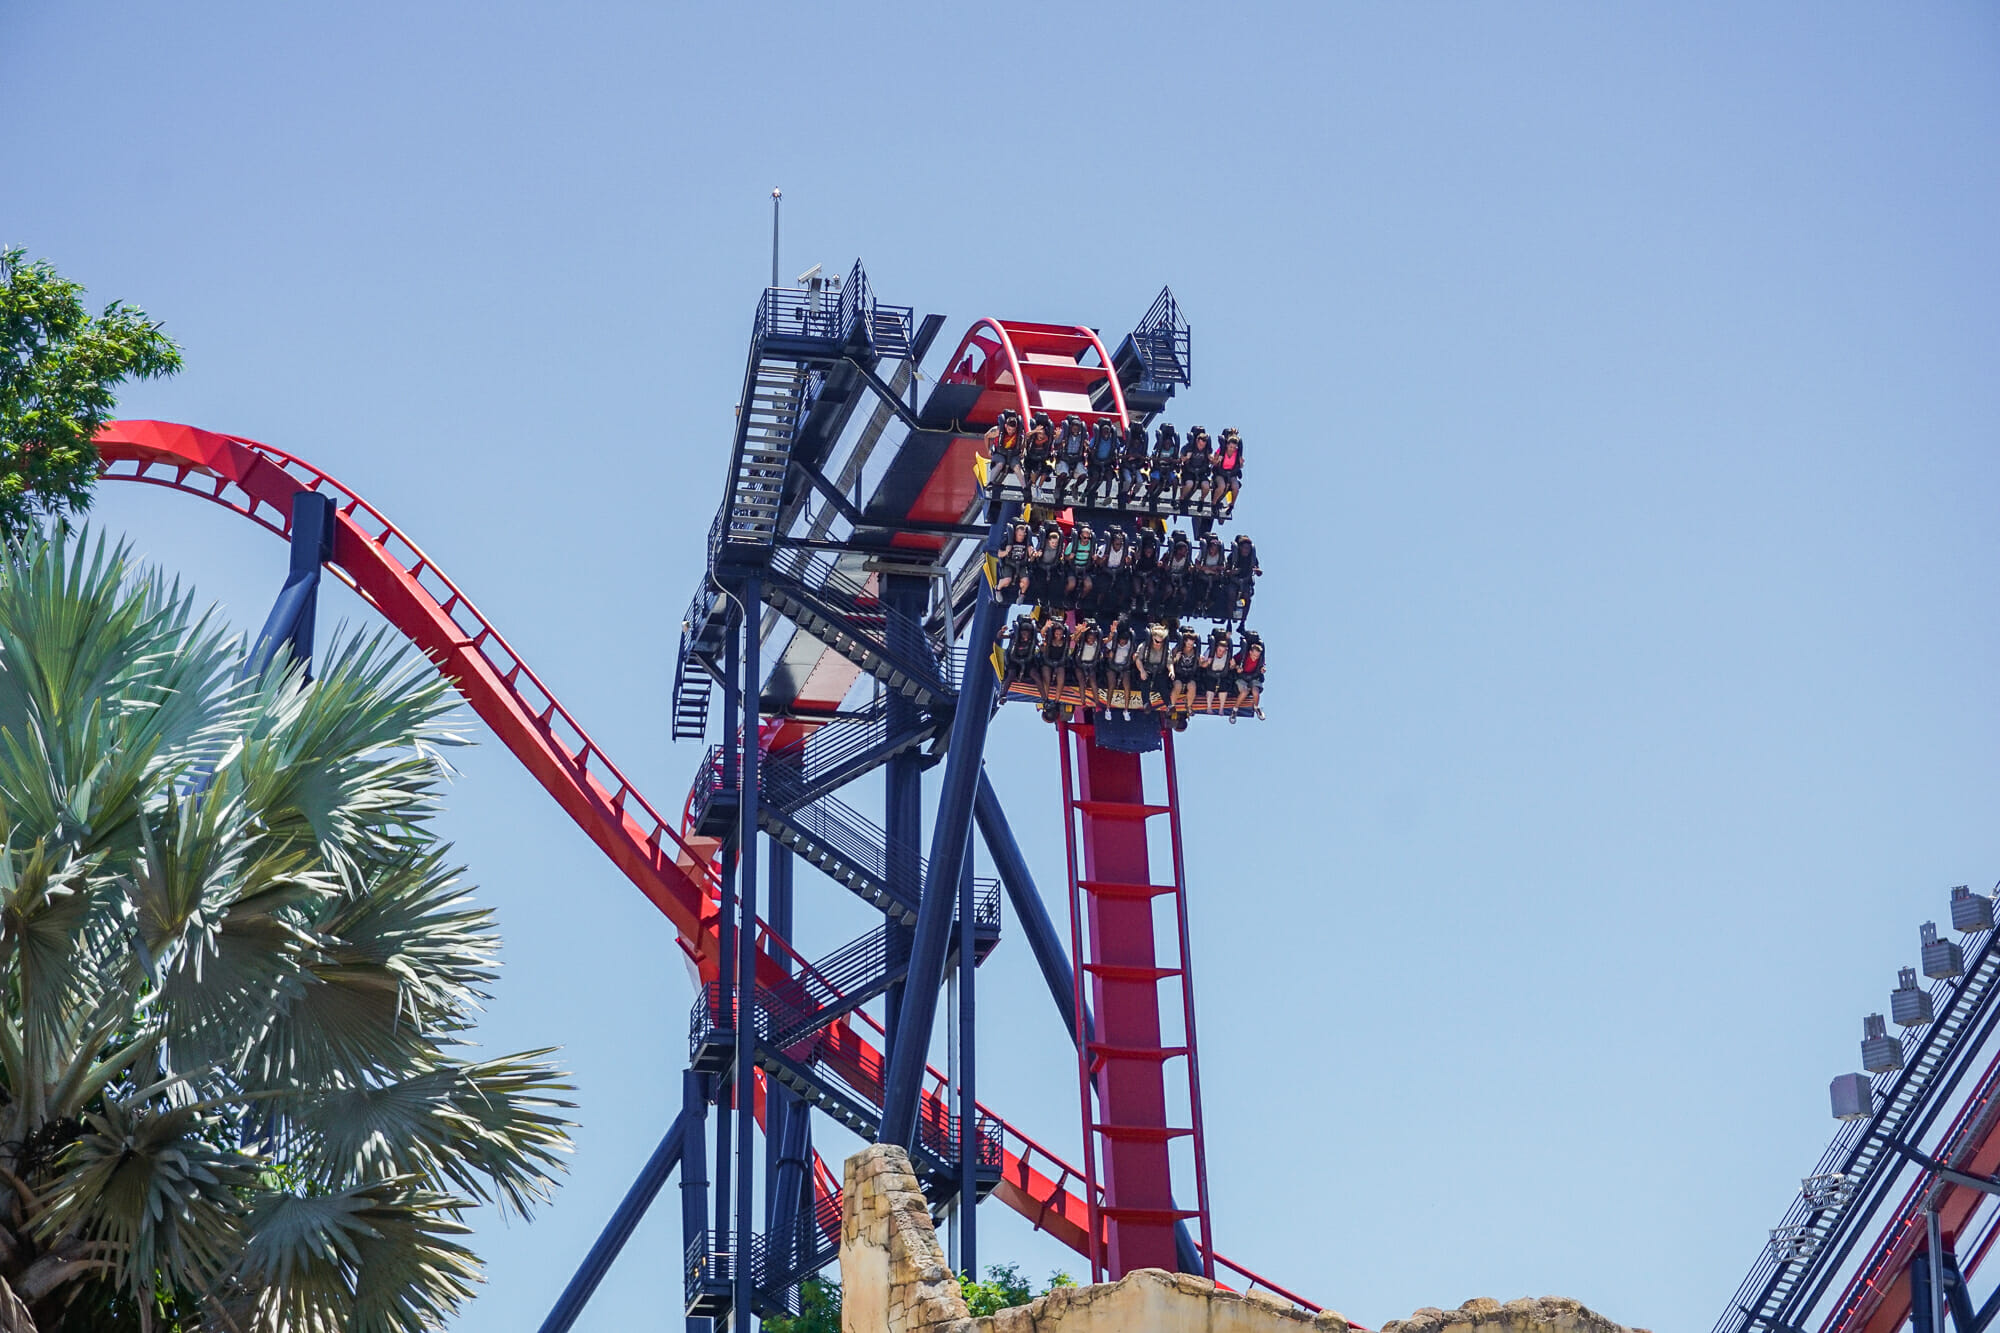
[[6, 4, 1998, 1329]]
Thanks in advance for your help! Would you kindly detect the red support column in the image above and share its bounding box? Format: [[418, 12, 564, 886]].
[[1059, 720, 1207, 1279]]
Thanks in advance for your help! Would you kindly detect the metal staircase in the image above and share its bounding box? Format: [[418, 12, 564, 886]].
[[687, 695, 945, 841], [722, 362, 810, 548], [673, 259, 924, 742], [764, 549, 954, 705], [689, 982, 1000, 1201], [1110, 286, 1193, 423], [759, 882, 998, 1051]]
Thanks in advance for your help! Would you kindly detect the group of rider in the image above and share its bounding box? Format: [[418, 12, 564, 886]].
[[1002, 613, 1266, 724], [984, 410, 1243, 512], [995, 521, 1261, 624]]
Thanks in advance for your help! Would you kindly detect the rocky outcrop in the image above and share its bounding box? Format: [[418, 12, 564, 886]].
[[841, 1144, 970, 1333], [837, 1144, 1642, 1333], [1379, 1298, 1647, 1333]]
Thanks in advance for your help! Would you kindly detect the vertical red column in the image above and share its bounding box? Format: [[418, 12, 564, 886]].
[[1060, 721, 1202, 1278]]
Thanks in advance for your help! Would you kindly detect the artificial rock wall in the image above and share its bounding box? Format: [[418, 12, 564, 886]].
[[838, 1146, 1647, 1333]]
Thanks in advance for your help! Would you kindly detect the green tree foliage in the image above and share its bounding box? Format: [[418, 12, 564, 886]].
[[764, 1277, 841, 1333], [960, 1263, 1076, 1316], [0, 248, 182, 542], [762, 1263, 1077, 1333], [0, 530, 574, 1330]]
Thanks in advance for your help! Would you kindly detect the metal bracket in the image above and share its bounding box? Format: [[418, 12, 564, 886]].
[[845, 354, 923, 430], [1886, 1139, 2000, 1197], [796, 458, 869, 527]]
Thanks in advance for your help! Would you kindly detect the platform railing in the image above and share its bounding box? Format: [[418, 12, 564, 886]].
[[714, 996, 996, 1179], [1128, 285, 1192, 391]]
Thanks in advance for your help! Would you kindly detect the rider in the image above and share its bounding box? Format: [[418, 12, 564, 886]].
[[1053, 415, 1091, 505], [1069, 620, 1104, 710], [1095, 527, 1131, 614], [1089, 419, 1122, 505], [1193, 532, 1229, 617], [1177, 427, 1213, 511], [984, 410, 1025, 493], [1146, 424, 1181, 507], [1062, 522, 1097, 609], [1037, 617, 1071, 714], [1024, 413, 1054, 497], [996, 520, 1035, 604], [1033, 519, 1067, 606], [1137, 623, 1172, 713], [1105, 618, 1139, 719], [1119, 422, 1150, 504], [1003, 614, 1039, 696], [1226, 533, 1261, 626], [1200, 626, 1233, 718], [1167, 627, 1203, 716], [1131, 530, 1162, 620], [1161, 530, 1195, 617], [1231, 630, 1265, 720], [1210, 427, 1243, 510]]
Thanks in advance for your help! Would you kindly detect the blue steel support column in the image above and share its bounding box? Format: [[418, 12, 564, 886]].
[[955, 832, 978, 1278], [734, 575, 762, 1330], [881, 523, 1008, 1148], [714, 602, 739, 1249], [881, 573, 929, 1057], [973, 773, 1084, 1041], [535, 1111, 688, 1333], [1943, 1244, 1978, 1333], [682, 1071, 713, 1333], [243, 491, 336, 681], [765, 843, 799, 1268], [767, 1095, 811, 1277]]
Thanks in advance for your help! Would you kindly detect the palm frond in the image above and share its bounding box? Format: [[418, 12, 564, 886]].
[[0, 840, 130, 1119], [240, 1182, 480, 1333], [139, 793, 334, 1085], [35, 1100, 254, 1297], [227, 632, 464, 882], [275, 1053, 574, 1217], [0, 530, 237, 856], [316, 845, 499, 1035]]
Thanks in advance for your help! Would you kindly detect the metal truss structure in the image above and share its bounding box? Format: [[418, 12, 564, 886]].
[[91, 264, 1302, 1332], [1717, 886, 2000, 1333]]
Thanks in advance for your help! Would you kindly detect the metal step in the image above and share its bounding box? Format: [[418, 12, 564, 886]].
[[671, 665, 712, 741]]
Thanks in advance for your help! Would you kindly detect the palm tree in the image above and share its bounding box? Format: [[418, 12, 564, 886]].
[[0, 530, 573, 1331]]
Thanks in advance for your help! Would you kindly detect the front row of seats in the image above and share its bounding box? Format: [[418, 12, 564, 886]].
[[1000, 614, 1266, 725], [984, 412, 1244, 513]]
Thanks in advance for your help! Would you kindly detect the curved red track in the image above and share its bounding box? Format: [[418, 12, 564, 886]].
[[94, 418, 1313, 1309], [940, 318, 1131, 435]]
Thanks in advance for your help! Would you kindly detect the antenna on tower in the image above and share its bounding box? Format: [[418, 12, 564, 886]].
[[770, 188, 781, 288]]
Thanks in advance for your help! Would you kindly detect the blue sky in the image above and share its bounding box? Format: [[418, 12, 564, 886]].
[[5, 3, 1998, 1329]]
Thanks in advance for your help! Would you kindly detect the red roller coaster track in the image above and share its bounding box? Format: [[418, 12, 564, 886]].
[[92, 418, 1314, 1310]]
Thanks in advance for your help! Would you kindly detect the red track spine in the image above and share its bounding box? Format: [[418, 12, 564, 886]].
[[1058, 720, 1211, 1280]]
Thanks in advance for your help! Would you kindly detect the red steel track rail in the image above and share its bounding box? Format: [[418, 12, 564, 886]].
[[92, 418, 1314, 1310]]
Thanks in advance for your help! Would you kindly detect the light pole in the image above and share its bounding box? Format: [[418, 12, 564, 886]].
[[770, 188, 781, 288]]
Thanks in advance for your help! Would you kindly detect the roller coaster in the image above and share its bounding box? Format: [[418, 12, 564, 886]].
[[93, 265, 1297, 1331], [97, 261, 1981, 1333]]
